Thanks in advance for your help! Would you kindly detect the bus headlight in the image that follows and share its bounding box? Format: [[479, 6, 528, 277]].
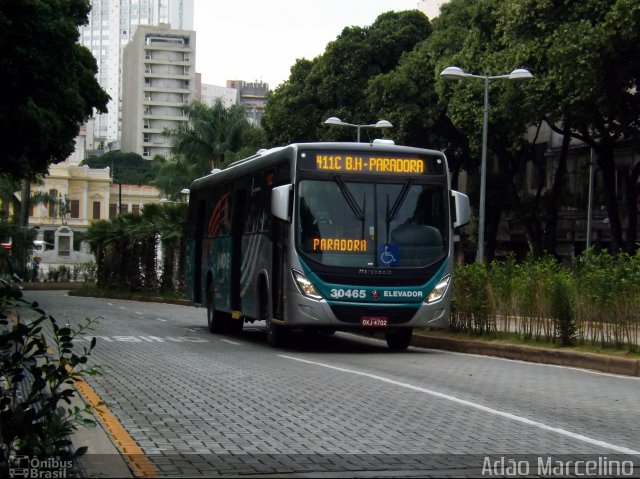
[[426, 275, 450, 304], [292, 269, 322, 300]]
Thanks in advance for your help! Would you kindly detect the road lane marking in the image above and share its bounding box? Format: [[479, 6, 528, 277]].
[[73, 376, 158, 477], [72, 335, 210, 343], [156, 318, 167, 322], [279, 355, 640, 455], [220, 339, 242, 345]]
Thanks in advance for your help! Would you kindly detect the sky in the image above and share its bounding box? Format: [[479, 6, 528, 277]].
[[193, 0, 424, 90]]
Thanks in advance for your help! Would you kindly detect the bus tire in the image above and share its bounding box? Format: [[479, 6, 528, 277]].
[[385, 328, 413, 351], [206, 285, 225, 333], [228, 316, 243, 334]]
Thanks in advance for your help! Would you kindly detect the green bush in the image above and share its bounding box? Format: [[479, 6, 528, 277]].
[[451, 249, 639, 351], [0, 285, 99, 475], [450, 262, 494, 335]]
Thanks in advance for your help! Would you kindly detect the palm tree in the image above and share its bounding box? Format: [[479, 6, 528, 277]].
[[85, 220, 118, 288], [0, 175, 62, 276], [132, 203, 162, 292], [156, 202, 187, 292], [167, 99, 262, 171]]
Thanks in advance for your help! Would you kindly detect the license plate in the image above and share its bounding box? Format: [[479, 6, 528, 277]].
[[361, 316, 388, 327]]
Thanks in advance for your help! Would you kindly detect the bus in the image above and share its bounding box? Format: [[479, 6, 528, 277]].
[[185, 141, 470, 350]]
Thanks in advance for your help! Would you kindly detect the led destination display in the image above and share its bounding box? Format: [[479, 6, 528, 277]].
[[298, 150, 436, 175], [315, 155, 424, 174], [312, 238, 368, 252]]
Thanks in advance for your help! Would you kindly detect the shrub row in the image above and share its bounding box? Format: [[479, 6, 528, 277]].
[[450, 249, 640, 352]]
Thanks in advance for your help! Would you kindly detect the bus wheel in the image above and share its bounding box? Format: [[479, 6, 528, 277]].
[[228, 316, 243, 334], [206, 287, 225, 333], [385, 328, 413, 351]]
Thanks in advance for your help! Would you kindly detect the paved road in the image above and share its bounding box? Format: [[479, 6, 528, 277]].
[[23, 291, 640, 477]]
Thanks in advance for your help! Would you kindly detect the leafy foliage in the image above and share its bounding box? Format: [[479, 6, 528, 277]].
[[167, 100, 263, 172], [85, 202, 187, 293], [0, 286, 99, 475], [81, 151, 156, 185], [451, 250, 640, 352], [262, 10, 431, 145], [0, 0, 109, 180]]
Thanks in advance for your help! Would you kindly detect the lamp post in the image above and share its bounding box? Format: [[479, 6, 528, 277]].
[[440, 66, 533, 263], [324, 117, 393, 142]]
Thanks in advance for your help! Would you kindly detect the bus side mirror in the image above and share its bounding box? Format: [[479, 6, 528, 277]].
[[452, 190, 470, 229], [271, 184, 292, 222]]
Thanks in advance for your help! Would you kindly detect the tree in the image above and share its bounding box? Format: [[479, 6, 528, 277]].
[[392, 0, 543, 260], [0, 0, 109, 180], [497, 0, 640, 253], [168, 100, 260, 172], [81, 151, 155, 185], [365, 41, 473, 187], [262, 10, 431, 145]]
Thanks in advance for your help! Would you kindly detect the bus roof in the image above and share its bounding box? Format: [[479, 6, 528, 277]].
[[189, 142, 447, 192]]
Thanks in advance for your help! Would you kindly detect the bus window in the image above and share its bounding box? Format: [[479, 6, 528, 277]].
[[297, 180, 447, 268]]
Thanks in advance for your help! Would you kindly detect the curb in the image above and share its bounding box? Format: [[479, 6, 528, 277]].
[[21, 282, 84, 290], [412, 334, 640, 377]]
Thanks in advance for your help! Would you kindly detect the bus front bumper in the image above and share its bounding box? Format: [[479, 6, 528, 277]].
[[284, 290, 450, 330]]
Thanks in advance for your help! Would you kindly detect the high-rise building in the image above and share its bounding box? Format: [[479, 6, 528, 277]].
[[226, 80, 270, 127], [121, 25, 196, 159], [79, 0, 194, 149]]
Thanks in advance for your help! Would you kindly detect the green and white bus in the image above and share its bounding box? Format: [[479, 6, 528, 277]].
[[185, 141, 469, 350]]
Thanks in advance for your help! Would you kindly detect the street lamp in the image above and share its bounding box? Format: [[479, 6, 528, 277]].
[[324, 117, 393, 142], [440, 66, 533, 263]]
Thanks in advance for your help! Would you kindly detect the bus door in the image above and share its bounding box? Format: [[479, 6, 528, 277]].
[[268, 164, 291, 320], [231, 184, 248, 312]]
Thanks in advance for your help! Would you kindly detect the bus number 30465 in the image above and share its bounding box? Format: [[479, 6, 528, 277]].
[[330, 288, 366, 299]]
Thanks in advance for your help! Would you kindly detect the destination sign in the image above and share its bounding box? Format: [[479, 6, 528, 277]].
[[300, 151, 444, 175], [312, 238, 368, 252]]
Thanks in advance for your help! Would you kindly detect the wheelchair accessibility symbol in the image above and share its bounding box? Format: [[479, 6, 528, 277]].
[[379, 244, 399, 266]]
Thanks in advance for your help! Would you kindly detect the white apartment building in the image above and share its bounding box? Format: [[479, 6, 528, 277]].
[[200, 83, 240, 109], [121, 25, 196, 159], [79, 0, 194, 149]]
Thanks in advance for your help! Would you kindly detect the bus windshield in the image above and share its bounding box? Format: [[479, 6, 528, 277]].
[[297, 179, 448, 268]]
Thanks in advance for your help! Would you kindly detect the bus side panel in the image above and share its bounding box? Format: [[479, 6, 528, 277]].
[[210, 236, 233, 313], [239, 232, 272, 319]]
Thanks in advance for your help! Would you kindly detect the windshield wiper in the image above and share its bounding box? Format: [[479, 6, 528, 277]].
[[387, 179, 414, 223], [334, 176, 366, 238], [385, 179, 414, 243]]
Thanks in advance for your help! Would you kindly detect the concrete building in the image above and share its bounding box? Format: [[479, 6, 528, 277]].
[[227, 80, 269, 126], [79, 0, 194, 150], [199, 82, 240, 109], [121, 24, 196, 159]]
